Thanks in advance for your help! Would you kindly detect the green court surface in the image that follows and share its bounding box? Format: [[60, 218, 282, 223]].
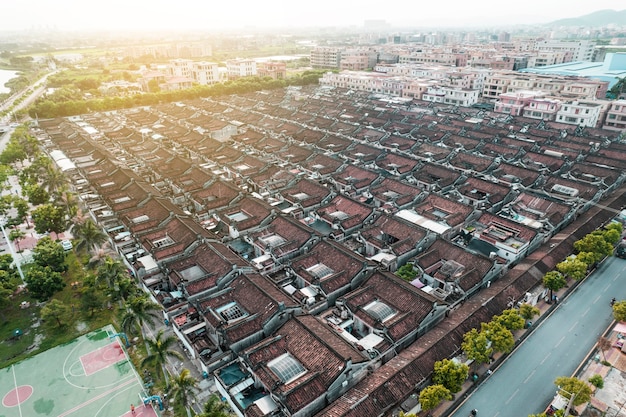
[[0, 325, 160, 417]]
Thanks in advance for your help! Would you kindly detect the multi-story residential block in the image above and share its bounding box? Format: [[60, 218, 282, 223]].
[[340, 48, 378, 71], [169, 58, 193, 78], [535, 39, 595, 62], [603, 99, 626, 131], [226, 58, 257, 79], [422, 85, 479, 106], [528, 51, 570, 67], [522, 97, 562, 121], [494, 90, 544, 116], [193, 61, 220, 85], [556, 100, 605, 128], [257, 61, 286, 79], [482, 72, 516, 100], [310, 46, 343, 69]]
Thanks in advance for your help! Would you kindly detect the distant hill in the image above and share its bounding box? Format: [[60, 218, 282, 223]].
[[547, 9, 626, 27]]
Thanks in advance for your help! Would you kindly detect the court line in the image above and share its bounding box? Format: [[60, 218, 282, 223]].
[[12, 365, 23, 417], [56, 377, 136, 417]]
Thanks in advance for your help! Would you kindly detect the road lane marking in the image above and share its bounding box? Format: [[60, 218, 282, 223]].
[[569, 322, 578, 332], [555, 335, 566, 348], [593, 295, 601, 304], [581, 307, 590, 317], [541, 352, 552, 364], [604, 283, 611, 291], [524, 369, 535, 383], [505, 388, 519, 404]]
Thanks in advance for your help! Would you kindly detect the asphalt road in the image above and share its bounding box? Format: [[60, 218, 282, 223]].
[[452, 256, 626, 417]]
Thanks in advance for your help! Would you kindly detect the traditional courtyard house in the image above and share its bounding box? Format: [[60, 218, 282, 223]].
[[246, 216, 320, 271], [329, 164, 380, 198], [215, 196, 274, 239], [315, 195, 378, 240], [358, 214, 431, 271], [464, 212, 539, 263], [198, 273, 297, 357], [396, 193, 477, 239], [284, 239, 374, 312], [412, 238, 500, 302], [217, 315, 368, 417], [279, 178, 334, 218], [448, 176, 513, 212], [412, 162, 464, 193], [333, 270, 441, 359], [369, 177, 424, 213], [499, 191, 574, 235]]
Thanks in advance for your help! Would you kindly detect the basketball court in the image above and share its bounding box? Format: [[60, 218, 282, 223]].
[[0, 325, 161, 417]]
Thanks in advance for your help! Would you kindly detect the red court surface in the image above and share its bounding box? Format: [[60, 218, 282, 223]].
[[80, 340, 126, 376], [2, 385, 33, 407], [123, 403, 159, 417]]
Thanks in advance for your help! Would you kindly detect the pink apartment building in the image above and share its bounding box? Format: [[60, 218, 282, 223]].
[[494, 90, 544, 116]]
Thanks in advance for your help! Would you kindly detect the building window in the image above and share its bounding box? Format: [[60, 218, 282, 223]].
[[268, 353, 306, 384]]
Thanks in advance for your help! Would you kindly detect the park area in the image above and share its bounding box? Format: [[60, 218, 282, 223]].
[[0, 325, 160, 417]]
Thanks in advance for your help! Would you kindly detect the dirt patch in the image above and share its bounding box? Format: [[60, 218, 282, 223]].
[[76, 321, 88, 332]]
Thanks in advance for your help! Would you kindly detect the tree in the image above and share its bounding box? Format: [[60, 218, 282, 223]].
[[493, 309, 525, 331], [168, 368, 198, 417], [396, 263, 417, 281], [80, 285, 106, 316], [612, 300, 626, 322], [120, 293, 161, 336], [597, 336, 612, 362], [8, 228, 25, 252], [556, 258, 588, 280], [576, 251, 597, 267], [141, 329, 183, 387], [41, 299, 70, 327], [481, 321, 515, 354], [32, 236, 68, 273], [573, 234, 613, 262], [31, 203, 67, 236], [603, 224, 622, 245], [24, 265, 65, 301], [462, 328, 492, 368], [432, 358, 469, 393], [96, 257, 129, 296], [418, 384, 451, 412], [519, 303, 540, 323], [543, 271, 566, 301], [198, 394, 232, 417], [23, 184, 49, 205], [554, 376, 592, 407], [12, 197, 30, 226], [72, 219, 108, 253], [588, 374, 604, 389]]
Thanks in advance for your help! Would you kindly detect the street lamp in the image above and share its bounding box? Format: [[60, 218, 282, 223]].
[[557, 386, 584, 417], [0, 217, 24, 283]]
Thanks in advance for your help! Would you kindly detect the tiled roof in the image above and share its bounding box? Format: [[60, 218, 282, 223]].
[[281, 178, 332, 208], [343, 270, 435, 341], [189, 179, 240, 212], [370, 177, 422, 209], [317, 195, 376, 231], [412, 193, 474, 228], [360, 214, 427, 256]]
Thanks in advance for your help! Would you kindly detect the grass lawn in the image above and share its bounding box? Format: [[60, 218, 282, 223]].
[[0, 251, 119, 368]]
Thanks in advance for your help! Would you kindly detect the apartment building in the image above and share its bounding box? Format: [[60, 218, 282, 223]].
[[340, 48, 378, 71], [257, 61, 287, 79], [193, 61, 220, 85], [483, 72, 517, 100], [528, 51, 570, 67], [399, 51, 465, 67], [535, 39, 595, 62], [169, 58, 194, 78], [310, 46, 343, 69], [422, 86, 479, 107], [522, 97, 562, 121], [319, 71, 407, 96], [226, 59, 257, 79], [494, 90, 545, 116], [556, 101, 605, 128], [603, 99, 626, 131]]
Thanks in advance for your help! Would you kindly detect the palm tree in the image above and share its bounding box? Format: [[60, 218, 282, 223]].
[[88, 242, 117, 268], [168, 368, 198, 417], [141, 329, 183, 387], [198, 394, 233, 417], [73, 218, 108, 253], [119, 293, 161, 337], [41, 165, 66, 197], [97, 257, 129, 289]]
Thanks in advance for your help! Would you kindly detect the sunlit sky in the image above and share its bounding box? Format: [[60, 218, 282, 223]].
[[2, 0, 625, 32]]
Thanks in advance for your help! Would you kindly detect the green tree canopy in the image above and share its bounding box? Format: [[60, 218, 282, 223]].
[[198, 394, 233, 417], [519, 303, 540, 321], [73, 218, 108, 253], [612, 300, 626, 322], [556, 258, 588, 280], [432, 358, 469, 393], [554, 376, 592, 407], [462, 328, 492, 367], [482, 321, 515, 354], [32, 236, 68, 273], [25, 265, 65, 301], [120, 293, 161, 336], [168, 368, 199, 417], [418, 384, 452, 412], [543, 271, 566, 300], [31, 203, 67, 236], [493, 309, 525, 331], [573, 233, 614, 261], [396, 263, 417, 282], [41, 299, 71, 327], [23, 184, 50, 205], [141, 329, 183, 387]]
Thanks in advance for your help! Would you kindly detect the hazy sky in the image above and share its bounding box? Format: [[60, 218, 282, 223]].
[[2, 0, 625, 32]]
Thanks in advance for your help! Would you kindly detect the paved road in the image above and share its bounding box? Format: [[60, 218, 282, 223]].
[[452, 256, 626, 417]]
